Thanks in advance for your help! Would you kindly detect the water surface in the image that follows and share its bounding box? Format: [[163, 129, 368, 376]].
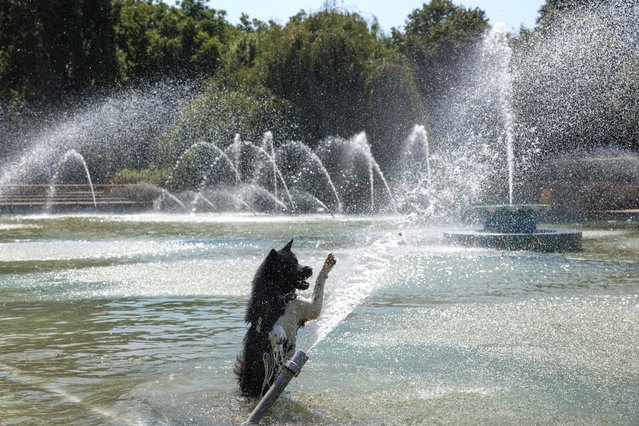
[[1, 213, 637, 424]]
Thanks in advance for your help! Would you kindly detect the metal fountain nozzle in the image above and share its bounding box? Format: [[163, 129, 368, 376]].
[[283, 350, 307, 376], [242, 350, 309, 425]]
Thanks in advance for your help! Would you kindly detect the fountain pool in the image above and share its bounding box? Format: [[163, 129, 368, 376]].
[[1, 213, 637, 424]]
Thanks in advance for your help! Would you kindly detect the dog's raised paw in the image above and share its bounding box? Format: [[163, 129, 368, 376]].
[[322, 253, 336, 274]]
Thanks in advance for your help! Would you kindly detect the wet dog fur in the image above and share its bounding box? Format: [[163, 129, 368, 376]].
[[234, 240, 335, 397]]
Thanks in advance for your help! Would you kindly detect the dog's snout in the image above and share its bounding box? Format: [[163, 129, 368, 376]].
[[301, 266, 313, 278]]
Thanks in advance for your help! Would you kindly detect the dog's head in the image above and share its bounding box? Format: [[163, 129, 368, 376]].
[[263, 239, 313, 293]]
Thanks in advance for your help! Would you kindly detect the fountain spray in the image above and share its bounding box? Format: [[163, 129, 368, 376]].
[[242, 350, 309, 425], [481, 22, 515, 205]]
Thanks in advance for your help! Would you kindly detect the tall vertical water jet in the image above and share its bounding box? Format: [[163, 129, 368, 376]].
[[402, 125, 432, 185], [229, 134, 243, 183], [444, 21, 586, 251], [482, 22, 515, 204], [253, 138, 295, 212], [315, 133, 396, 213], [354, 132, 376, 209], [261, 132, 278, 203], [394, 125, 440, 218], [223, 138, 296, 211]]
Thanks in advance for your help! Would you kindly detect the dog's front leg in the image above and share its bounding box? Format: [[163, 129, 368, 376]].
[[306, 253, 336, 320]]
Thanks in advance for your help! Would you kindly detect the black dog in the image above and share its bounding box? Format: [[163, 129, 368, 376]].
[[235, 240, 335, 397]]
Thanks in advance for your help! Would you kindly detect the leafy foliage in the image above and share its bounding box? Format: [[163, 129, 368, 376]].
[[112, 165, 171, 186], [0, 0, 636, 187], [512, 0, 639, 155], [251, 10, 424, 164], [0, 0, 118, 104], [535, 0, 601, 29], [0, 0, 230, 105], [112, 0, 230, 81], [155, 80, 296, 169], [393, 0, 489, 102]]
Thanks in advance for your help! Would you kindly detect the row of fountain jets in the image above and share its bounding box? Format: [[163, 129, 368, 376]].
[[44, 126, 440, 215]]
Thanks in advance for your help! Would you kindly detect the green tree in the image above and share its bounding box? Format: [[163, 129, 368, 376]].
[[393, 0, 489, 103], [363, 56, 426, 162], [535, 0, 600, 29], [390, 0, 488, 151], [0, 0, 118, 105], [250, 10, 424, 165], [512, 0, 639, 155], [112, 0, 230, 81], [156, 79, 296, 174], [258, 11, 371, 140]]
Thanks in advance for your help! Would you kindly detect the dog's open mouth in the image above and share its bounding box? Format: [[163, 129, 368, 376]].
[[296, 280, 310, 290], [296, 266, 313, 290]]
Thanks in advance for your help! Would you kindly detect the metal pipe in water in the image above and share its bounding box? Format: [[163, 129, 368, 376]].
[[242, 350, 309, 425]]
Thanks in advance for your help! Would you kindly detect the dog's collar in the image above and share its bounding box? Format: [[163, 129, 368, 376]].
[[279, 292, 297, 303]]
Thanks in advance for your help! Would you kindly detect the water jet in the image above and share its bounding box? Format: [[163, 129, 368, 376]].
[[45, 150, 98, 211]]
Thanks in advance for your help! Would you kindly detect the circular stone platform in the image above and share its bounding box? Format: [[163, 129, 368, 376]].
[[444, 204, 583, 252]]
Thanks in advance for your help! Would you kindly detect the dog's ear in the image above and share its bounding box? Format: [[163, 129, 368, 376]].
[[282, 239, 294, 251], [266, 248, 278, 261]]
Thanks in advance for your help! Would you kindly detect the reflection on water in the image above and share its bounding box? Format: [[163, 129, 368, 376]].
[[1, 213, 638, 424]]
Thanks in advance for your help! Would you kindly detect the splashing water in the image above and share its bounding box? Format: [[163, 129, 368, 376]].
[[229, 133, 243, 182], [314, 132, 397, 213], [166, 141, 240, 191], [0, 82, 183, 193], [303, 233, 402, 352], [230, 134, 295, 210]]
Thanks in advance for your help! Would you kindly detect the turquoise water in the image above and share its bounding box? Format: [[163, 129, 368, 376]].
[[1, 213, 638, 424]]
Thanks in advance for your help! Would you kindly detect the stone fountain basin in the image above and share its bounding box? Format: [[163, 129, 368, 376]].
[[444, 204, 582, 252], [471, 204, 548, 233], [444, 228, 583, 252]]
